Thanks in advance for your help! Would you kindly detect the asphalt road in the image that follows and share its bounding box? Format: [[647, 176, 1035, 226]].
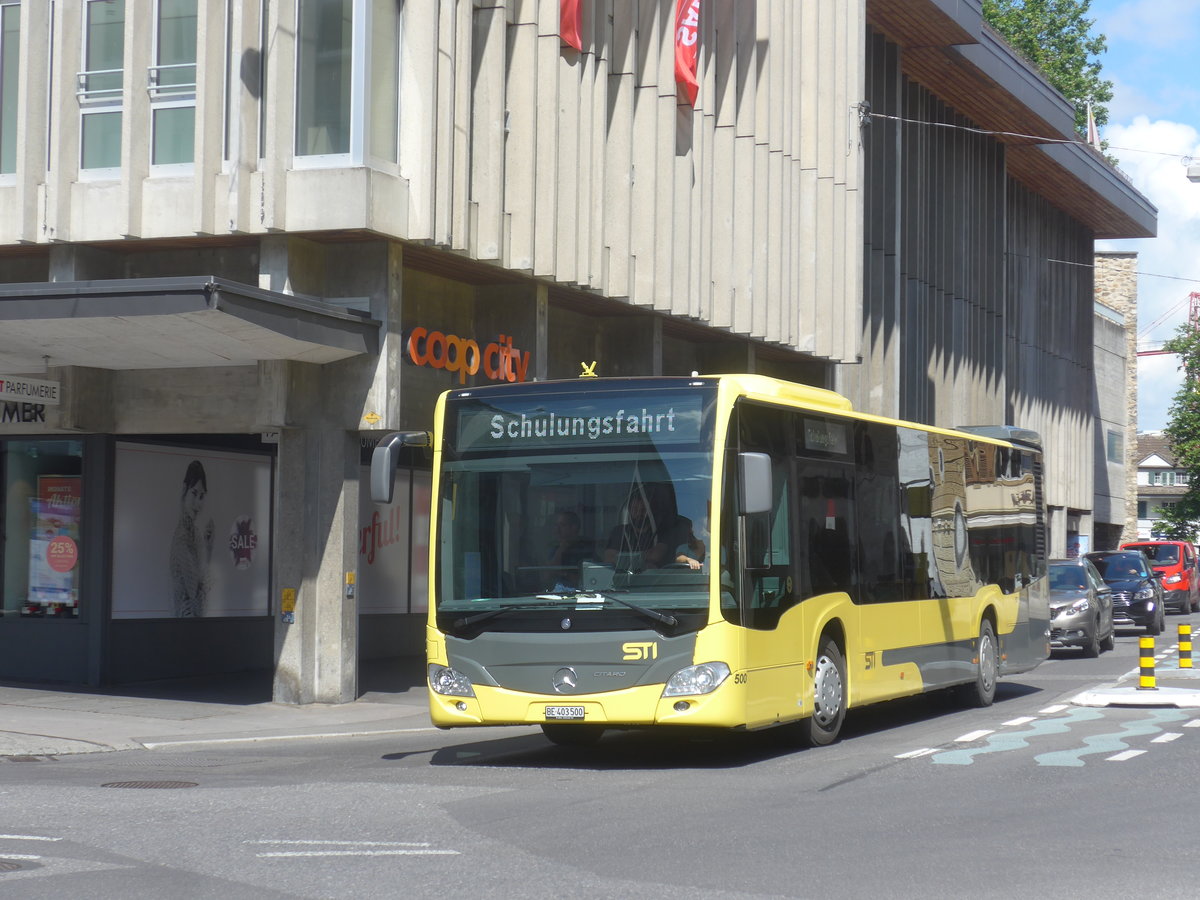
[[1, 620, 1197, 899]]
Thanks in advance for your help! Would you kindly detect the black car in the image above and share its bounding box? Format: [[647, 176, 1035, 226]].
[[1085, 550, 1165, 635]]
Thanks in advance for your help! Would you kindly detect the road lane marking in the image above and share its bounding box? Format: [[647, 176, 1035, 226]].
[[1152, 732, 1183, 743], [0, 835, 61, 841], [1185, 720, 1200, 728], [1003, 717, 1037, 726], [1039, 705, 1067, 714], [248, 839, 460, 858], [1106, 749, 1146, 761], [250, 841, 434, 847], [894, 748, 938, 759], [258, 850, 459, 857], [954, 730, 994, 742], [141, 727, 441, 749]]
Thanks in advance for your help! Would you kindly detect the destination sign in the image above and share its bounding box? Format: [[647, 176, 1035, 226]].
[[453, 395, 706, 452]]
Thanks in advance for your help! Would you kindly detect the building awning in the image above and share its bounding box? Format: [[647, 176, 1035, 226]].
[[868, 0, 1157, 240], [0, 276, 379, 371]]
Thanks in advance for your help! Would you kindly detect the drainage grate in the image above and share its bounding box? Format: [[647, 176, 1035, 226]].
[[101, 780, 199, 789], [0, 860, 23, 872]]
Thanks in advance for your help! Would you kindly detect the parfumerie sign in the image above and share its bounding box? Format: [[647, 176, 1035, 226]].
[[454, 396, 704, 451], [0, 377, 60, 406]]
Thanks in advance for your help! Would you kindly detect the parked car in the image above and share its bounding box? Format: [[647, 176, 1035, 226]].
[[1047, 558, 1114, 656], [1119, 540, 1199, 614], [1085, 550, 1165, 635]]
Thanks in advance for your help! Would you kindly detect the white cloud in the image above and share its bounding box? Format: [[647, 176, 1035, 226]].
[[1097, 0, 1200, 51], [1098, 117, 1200, 432]]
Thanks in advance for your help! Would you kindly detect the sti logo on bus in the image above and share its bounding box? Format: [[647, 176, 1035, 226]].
[[623, 642, 658, 661]]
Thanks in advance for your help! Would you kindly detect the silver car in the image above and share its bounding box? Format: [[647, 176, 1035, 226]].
[[1048, 557, 1115, 657]]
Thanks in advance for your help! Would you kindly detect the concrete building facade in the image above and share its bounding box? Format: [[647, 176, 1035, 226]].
[[0, 1, 1154, 701]]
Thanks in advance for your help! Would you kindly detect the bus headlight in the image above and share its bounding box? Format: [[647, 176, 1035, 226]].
[[429, 664, 475, 697], [662, 662, 731, 697]]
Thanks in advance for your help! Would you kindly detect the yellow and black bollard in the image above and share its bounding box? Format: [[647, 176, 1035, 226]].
[[1180, 624, 1193, 670], [1139, 635, 1157, 690]]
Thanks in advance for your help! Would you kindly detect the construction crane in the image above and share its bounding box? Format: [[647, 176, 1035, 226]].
[[1136, 292, 1200, 357]]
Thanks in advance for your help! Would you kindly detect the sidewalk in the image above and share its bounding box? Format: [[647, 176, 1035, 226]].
[[0, 658, 435, 757]]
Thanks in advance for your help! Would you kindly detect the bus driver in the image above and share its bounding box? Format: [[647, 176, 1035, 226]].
[[604, 492, 704, 570]]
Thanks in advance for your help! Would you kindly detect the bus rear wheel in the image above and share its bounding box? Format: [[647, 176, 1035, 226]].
[[801, 637, 846, 746], [540, 724, 605, 747], [957, 619, 998, 708]]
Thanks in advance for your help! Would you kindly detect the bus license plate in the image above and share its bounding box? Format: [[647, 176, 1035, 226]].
[[544, 705, 585, 720]]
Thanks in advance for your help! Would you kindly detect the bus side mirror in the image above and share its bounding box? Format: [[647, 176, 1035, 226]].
[[738, 451, 773, 516], [370, 431, 430, 503]]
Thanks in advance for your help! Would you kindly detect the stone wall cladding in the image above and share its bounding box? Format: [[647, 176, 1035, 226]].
[[1094, 251, 1139, 543]]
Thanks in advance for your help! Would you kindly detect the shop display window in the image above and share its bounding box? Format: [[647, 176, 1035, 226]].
[[2, 440, 85, 618]]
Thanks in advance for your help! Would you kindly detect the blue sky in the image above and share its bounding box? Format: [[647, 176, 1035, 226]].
[[1089, 0, 1200, 432]]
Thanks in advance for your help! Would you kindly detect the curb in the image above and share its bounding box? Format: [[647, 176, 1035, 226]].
[[1071, 685, 1200, 708]]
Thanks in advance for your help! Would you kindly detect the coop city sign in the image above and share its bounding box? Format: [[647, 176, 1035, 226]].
[[406, 327, 530, 385]]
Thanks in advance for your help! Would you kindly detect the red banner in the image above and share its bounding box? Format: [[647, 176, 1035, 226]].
[[561, 0, 583, 52], [674, 0, 700, 107]]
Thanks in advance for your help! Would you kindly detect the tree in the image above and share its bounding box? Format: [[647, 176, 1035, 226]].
[[982, 0, 1114, 137], [1152, 324, 1200, 540]]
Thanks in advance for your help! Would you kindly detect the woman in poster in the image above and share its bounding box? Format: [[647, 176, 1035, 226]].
[[169, 460, 214, 617]]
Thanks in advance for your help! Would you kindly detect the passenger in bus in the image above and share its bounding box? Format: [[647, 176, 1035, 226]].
[[546, 510, 594, 587]]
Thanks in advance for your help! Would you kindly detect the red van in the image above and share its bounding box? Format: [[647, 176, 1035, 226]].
[[1120, 540, 1199, 614]]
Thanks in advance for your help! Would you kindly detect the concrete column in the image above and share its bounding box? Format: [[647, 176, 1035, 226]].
[[1047, 505, 1067, 560], [536, 284, 548, 381], [273, 426, 360, 704]]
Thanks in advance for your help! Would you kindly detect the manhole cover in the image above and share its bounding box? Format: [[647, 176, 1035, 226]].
[[101, 780, 198, 789], [0, 860, 23, 872]]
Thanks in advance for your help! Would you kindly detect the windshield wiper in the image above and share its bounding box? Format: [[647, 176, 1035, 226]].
[[546, 590, 678, 627], [451, 598, 575, 630]]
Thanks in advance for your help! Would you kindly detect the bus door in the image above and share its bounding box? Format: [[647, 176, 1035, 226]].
[[734, 404, 804, 728], [852, 423, 928, 699]]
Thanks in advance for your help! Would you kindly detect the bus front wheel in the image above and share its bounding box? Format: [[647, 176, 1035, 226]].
[[957, 619, 998, 708], [801, 637, 846, 746]]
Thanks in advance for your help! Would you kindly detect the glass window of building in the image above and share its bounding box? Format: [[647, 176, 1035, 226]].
[[294, 0, 398, 164], [80, 0, 125, 171], [0, 1, 18, 176], [150, 0, 197, 166], [2, 440, 85, 619], [1106, 429, 1122, 464]]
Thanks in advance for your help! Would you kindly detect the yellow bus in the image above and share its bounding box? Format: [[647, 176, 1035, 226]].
[[371, 375, 1049, 746]]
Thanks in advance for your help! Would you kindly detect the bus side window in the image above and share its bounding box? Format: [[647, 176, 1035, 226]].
[[797, 470, 856, 599]]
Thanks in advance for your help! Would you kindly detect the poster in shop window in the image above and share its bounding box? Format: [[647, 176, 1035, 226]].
[[356, 467, 430, 614], [112, 443, 271, 618], [27, 475, 82, 614]]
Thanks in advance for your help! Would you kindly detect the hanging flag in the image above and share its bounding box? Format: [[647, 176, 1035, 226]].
[[1086, 101, 1101, 151], [674, 0, 701, 107], [561, 0, 583, 52]]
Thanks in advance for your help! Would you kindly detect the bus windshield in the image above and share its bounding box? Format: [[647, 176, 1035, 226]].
[[435, 386, 717, 634]]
